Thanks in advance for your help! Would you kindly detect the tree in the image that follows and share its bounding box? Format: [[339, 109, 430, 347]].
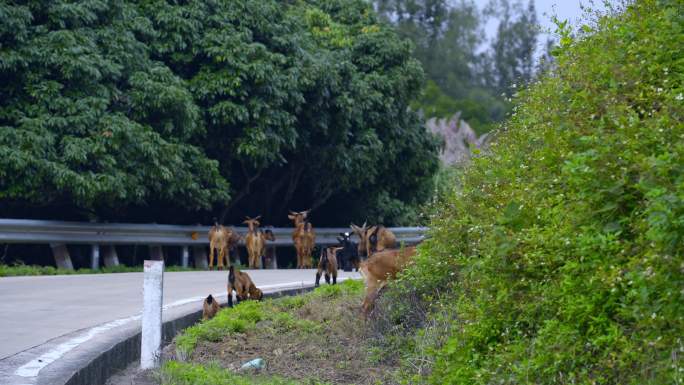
[[482, 0, 539, 95], [0, 0, 439, 226], [0, 1, 228, 220]]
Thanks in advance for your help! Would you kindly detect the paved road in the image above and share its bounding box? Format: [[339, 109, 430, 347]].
[[0, 269, 361, 360]]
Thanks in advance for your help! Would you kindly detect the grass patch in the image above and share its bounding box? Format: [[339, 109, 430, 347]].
[[165, 279, 394, 385], [161, 361, 324, 385], [0, 263, 199, 277]]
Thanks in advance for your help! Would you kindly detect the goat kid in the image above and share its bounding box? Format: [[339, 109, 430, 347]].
[[227, 265, 263, 307], [315, 246, 340, 286], [202, 294, 220, 320], [261, 228, 277, 269], [336, 232, 359, 272]]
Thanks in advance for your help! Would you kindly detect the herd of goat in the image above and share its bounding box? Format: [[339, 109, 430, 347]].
[[203, 210, 417, 317]]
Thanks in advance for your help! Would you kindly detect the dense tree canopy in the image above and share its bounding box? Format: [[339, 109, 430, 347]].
[[0, 0, 440, 225]]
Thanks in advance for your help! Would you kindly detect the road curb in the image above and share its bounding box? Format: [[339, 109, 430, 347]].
[[1, 284, 316, 385]]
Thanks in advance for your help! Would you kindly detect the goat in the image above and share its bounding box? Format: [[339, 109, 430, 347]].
[[202, 294, 220, 320], [243, 216, 265, 269], [289, 210, 314, 268], [303, 222, 315, 268], [261, 228, 277, 269], [227, 229, 242, 266], [351, 222, 396, 258], [208, 221, 231, 270], [336, 232, 359, 272], [359, 246, 417, 316], [227, 265, 263, 307], [315, 246, 340, 286]]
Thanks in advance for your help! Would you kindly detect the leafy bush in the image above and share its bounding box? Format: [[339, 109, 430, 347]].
[[390, 1, 684, 384]]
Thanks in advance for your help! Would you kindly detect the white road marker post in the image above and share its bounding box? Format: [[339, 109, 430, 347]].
[[141, 260, 164, 369]]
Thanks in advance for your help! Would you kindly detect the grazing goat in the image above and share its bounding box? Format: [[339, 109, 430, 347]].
[[289, 210, 314, 268], [227, 265, 263, 307], [359, 246, 417, 316], [208, 221, 231, 270], [315, 246, 340, 286], [244, 216, 265, 269], [202, 294, 220, 320], [262, 228, 277, 269], [351, 222, 396, 258], [336, 232, 359, 272]]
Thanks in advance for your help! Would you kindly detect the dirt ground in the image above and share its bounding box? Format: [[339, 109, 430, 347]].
[[178, 289, 398, 384]]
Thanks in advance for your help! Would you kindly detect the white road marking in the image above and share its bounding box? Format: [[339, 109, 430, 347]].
[[13, 279, 337, 378]]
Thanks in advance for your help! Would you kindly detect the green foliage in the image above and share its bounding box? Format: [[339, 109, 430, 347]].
[[161, 361, 327, 385], [175, 279, 362, 358], [176, 301, 264, 357], [390, 1, 684, 383], [0, 0, 439, 227], [0, 1, 228, 216]]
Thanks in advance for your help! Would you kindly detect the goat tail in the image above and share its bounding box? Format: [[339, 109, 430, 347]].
[[228, 265, 236, 285]]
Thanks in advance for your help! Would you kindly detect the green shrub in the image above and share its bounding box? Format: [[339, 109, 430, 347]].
[[393, 1, 684, 384]]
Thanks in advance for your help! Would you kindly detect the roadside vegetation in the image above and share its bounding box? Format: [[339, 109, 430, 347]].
[[163, 280, 398, 385], [372, 1, 684, 384], [0, 263, 196, 277]]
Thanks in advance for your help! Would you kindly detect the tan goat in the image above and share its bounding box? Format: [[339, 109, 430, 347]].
[[208, 222, 231, 270], [288, 210, 314, 268], [359, 246, 417, 316], [351, 223, 397, 258], [243, 216, 265, 269]]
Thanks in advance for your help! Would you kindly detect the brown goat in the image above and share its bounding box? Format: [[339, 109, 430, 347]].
[[227, 266, 263, 307], [208, 222, 231, 270], [202, 294, 220, 320], [289, 210, 314, 268], [262, 228, 277, 268], [359, 246, 417, 316], [351, 223, 397, 258], [315, 246, 340, 286], [243, 216, 265, 269]]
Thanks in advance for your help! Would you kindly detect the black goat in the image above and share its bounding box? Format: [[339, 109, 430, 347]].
[[335, 232, 359, 272]]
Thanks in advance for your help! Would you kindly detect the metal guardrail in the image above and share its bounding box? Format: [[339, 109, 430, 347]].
[[0, 219, 427, 247]]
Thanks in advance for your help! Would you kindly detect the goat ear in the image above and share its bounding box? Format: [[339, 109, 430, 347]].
[[255, 215, 261, 220], [288, 214, 295, 220], [350, 223, 359, 232]]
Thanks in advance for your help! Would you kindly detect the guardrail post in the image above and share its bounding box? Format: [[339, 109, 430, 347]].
[[49, 243, 73, 270], [149, 245, 164, 261], [90, 244, 100, 270], [193, 246, 208, 269], [141, 260, 164, 369], [181, 246, 189, 268], [102, 245, 120, 267]]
